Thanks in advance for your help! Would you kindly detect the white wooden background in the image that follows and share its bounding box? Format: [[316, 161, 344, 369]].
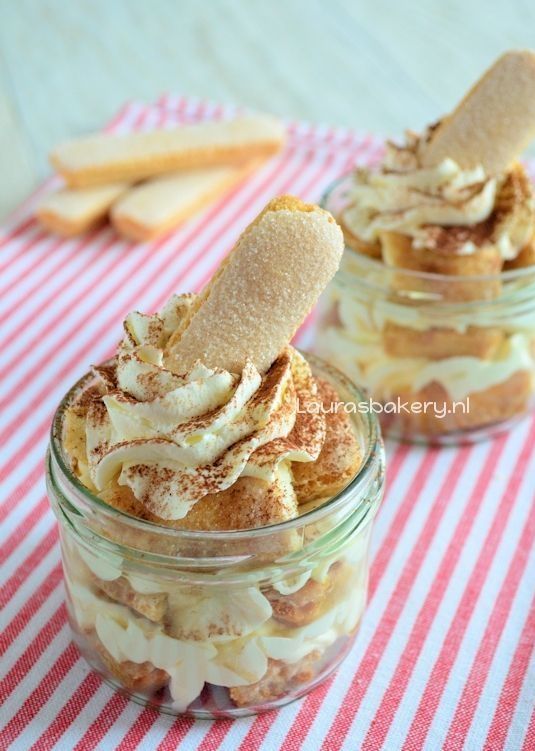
[[1, 0, 535, 220]]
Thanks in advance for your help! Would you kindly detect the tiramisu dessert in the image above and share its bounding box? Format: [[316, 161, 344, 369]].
[[48, 197, 384, 715], [317, 50, 535, 439]]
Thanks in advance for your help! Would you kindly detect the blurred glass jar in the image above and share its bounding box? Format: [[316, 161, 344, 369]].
[[316, 175, 535, 444], [46, 355, 384, 718]]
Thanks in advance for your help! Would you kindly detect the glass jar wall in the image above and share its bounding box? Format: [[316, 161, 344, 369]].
[[47, 357, 384, 717], [316, 176, 535, 444]]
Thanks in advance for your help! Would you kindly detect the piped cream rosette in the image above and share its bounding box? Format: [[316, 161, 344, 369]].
[[343, 138, 535, 261], [86, 294, 325, 520]]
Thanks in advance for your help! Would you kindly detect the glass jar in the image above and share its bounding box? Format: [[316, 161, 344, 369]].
[[46, 354, 384, 718], [316, 175, 535, 444]]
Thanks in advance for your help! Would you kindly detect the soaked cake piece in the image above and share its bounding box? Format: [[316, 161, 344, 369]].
[[95, 637, 169, 693], [266, 561, 351, 627], [292, 379, 361, 503], [229, 651, 320, 707], [92, 576, 167, 623], [382, 322, 505, 361]]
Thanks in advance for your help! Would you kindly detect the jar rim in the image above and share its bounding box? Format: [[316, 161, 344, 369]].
[[321, 173, 535, 286], [48, 352, 383, 544]]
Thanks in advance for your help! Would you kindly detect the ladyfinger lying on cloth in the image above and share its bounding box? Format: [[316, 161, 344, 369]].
[[37, 182, 130, 236], [51, 114, 285, 187], [111, 160, 264, 242]]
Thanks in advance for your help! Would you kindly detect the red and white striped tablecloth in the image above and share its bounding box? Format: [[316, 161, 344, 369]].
[[1, 96, 534, 751]]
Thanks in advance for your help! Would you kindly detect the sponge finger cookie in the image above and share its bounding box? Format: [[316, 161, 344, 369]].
[[165, 196, 344, 375], [382, 322, 505, 361], [92, 576, 167, 623], [339, 211, 382, 258], [229, 651, 320, 707], [292, 378, 361, 504], [37, 182, 129, 236], [391, 370, 532, 437], [504, 236, 535, 269], [381, 231, 502, 301], [94, 637, 169, 693], [51, 115, 285, 187], [421, 50, 535, 173], [111, 160, 264, 242], [266, 560, 351, 627]]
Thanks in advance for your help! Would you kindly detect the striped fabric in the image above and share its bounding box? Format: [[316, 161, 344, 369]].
[[0, 95, 534, 751]]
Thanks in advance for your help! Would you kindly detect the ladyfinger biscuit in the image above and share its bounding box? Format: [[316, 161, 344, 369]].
[[94, 639, 169, 693], [229, 651, 320, 707], [504, 236, 535, 269], [178, 474, 298, 531], [266, 561, 351, 627], [381, 231, 502, 301], [292, 378, 361, 503], [339, 211, 382, 258], [463, 369, 533, 428], [51, 115, 285, 187], [382, 322, 505, 360], [111, 161, 263, 242], [389, 370, 532, 437], [165, 196, 344, 375], [98, 477, 299, 560], [93, 576, 167, 623], [421, 51, 535, 173], [493, 163, 535, 255], [37, 182, 129, 236]]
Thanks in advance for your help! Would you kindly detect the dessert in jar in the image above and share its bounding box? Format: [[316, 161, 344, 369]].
[[316, 50, 535, 442], [46, 196, 385, 717]]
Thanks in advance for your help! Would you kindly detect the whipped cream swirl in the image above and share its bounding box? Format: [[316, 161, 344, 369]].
[[343, 130, 535, 258], [85, 294, 325, 520]]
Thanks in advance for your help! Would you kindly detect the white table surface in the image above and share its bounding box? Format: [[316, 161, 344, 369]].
[[1, 0, 535, 220]]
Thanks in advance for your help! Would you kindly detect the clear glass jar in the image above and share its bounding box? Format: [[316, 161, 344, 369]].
[[316, 174, 535, 444], [46, 354, 384, 718]]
